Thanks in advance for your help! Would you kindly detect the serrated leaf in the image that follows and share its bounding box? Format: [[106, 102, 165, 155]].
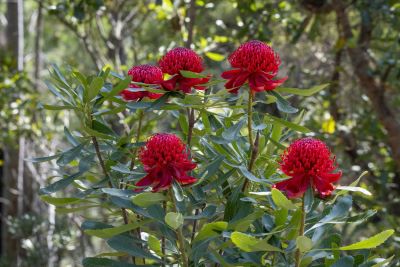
[[85, 220, 151, 239], [231, 232, 283, 252], [276, 84, 329, 96], [87, 77, 104, 101], [271, 188, 297, 210], [222, 119, 245, 141], [40, 195, 82, 206], [26, 154, 60, 163], [107, 235, 161, 261], [102, 76, 131, 102], [265, 114, 310, 133], [165, 212, 184, 230], [56, 143, 85, 166], [180, 70, 208, 78], [194, 221, 227, 242], [269, 91, 298, 113], [339, 230, 394, 250], [42, 104, 75, 110], [131, 192, 166, 207], [40, 172, 83, 195]]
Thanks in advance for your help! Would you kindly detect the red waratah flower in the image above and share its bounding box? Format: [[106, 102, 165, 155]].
[[120, 64, 164, 101], [158, 47, 210, 93], [273, 138, 342, 199], [221, 40, 287, 94], [135, 133, 197, 192]]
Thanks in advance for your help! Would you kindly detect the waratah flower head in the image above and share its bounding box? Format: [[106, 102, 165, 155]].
[[135, 133, 197, 192], [120, 64, 163, 101], [221, 40, 287, 93], [158, 47, 204, 75], [158, 47, 210, 93], [228, 40, 281, 73], [273, 138, 342, 198]]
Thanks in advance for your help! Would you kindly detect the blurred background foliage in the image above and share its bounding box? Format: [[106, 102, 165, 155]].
[[0, 0, 399, 266]]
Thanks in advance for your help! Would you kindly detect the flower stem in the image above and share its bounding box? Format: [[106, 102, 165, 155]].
[[242, 90, 258, 192], [128, 109, 145, 264], [186, 107, 200, 246], [162, 200, 167, 267], [169, 190, 189, 267], [295, 196, 306, 267], [247, 90, 254, 152], [92, 135, 136, 264], [129, 109, 144, 171], [186, 108, 195, 146]]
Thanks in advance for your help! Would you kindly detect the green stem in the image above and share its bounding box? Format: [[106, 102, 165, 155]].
[[92, 135, 136, 264], [242, 90, 258, 192], [295, 196, 306, 267], [247, 90, 254, 152], [129, 109, 144, 171], [169, 190, 189, 267]]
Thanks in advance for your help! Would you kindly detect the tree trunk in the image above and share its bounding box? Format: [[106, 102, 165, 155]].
[[334, 1, 400, 187], [2, 0, 24, 265], [34, 0, 43, 89]]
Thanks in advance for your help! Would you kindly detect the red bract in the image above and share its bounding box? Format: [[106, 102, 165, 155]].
[[221, 40, 287, 94], [135, 133, 197, 192], [273, 138, 342, 199], [120, 64, 164, 101], [158, 47, 210, 93]]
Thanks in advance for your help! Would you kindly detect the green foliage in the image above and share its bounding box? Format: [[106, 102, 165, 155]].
[[36, 64, 395, 266]]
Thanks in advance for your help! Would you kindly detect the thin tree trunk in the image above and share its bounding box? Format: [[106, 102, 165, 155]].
[[34, 0, 43, 89], [334, 1, 400, 186], [2, 1, 24, 265]]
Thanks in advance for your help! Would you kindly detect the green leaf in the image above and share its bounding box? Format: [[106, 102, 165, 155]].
[[371, 256, 395, 267], [205, 52, 225, 61], [102, 76, 131, 101], [26, 154, 60, 163], [331, 256, 354, 267], [82, 257, 137, 267], [40, 172, 83, 195], [339, 229, 394, 250], [56, 205, 98, 214], [238, 166, 266, 183], [87, 77, 104, 101], [271, 188, 297, 210], [85, 220, 150, 239], [180, 70, 208, 78], [148, 234, 162, 256], [92, 120, 115, 136], [336, 186, 372, 196], [194, 221, 228, 242], [231, 232, 283, 252], [107, 235, 161, 261], [42, 104, 75, 110], [165, 212, 184, 230], [269, 91, 298, 113], [84, 125, 114, 140], [276, 84, 329, 96], [307, 196, 352, 232], [131, 192, 166, 207], [222, 119, 245, 141], [350, 171, 368, 187], [265, 114, 310, 133], [296, 236, 313, 253], [56, 143, 85, 166], [40, 195, 82, 206]]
